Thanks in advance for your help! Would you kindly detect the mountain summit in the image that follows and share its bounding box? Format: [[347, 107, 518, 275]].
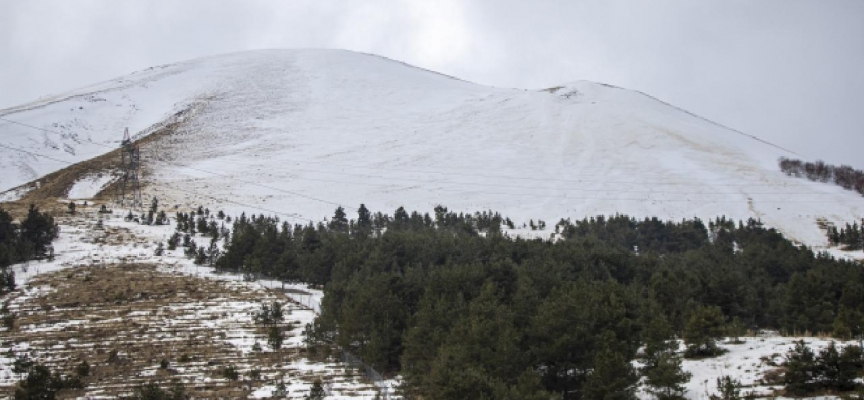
[[0, 49, 860, 246]]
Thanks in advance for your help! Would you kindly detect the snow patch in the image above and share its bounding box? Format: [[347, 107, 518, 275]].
[[67, 173, 114, 199]]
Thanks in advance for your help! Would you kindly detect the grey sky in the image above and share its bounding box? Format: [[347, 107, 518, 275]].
[[2, 0, 862, 167]]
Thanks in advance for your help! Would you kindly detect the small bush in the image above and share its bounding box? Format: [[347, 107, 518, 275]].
[[133, 381, 185, 400], [221, 364, 239, 380], [2, 312, 16, 330], [75, 360, 90, 377], [709, 375, 742, 400], [107, 349, 119, 363]]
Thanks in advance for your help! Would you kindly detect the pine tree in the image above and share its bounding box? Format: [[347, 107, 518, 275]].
[[836, 344, 864, 392], [783, 340, 818, 395], [357, 204, 371, 232], [709, 376, 741, 400], [196, 217, 208, 236], [167, 233, 179, 251], [643, 316, 690, 399], [156, 211, 167, 226], [273, 380, 288, 398], [583, 334, 639, 400], [646, 353, 690, 400], [206, 237, 220, 266], [74, 360, 90, 378], [330, 206, 348, 233], [194, 246, 206, 265], [13, 364, 72, 400], [307, 379, 325, 400], [394, 207, 409, 228], [268, 326, 283, 351], [271, 301, 284, 324], [683, 306, 727, 358], [489, 369, 553, 400], [20, 204, 58, 258], [818, 341, 843, 390]]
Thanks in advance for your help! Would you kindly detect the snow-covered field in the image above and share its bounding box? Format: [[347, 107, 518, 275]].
[[651, 336, 860, 399], [0, 210, 389, 398], [1, 49, 862, 250], [67, 173, 115, 199]]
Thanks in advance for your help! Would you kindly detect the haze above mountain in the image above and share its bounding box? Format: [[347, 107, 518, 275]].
[[1, 49, 861, 246]]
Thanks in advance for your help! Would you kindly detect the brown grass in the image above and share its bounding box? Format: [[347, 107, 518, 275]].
[[0, 263, 376, 398], [0, 107, 193, 218]]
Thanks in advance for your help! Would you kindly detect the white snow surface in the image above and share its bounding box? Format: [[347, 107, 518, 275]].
[[2, 49, 862, 247], [635, 336, 860, 399], [67, 173, 115, 199]]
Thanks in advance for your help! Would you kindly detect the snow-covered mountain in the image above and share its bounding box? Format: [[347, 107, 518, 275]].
[[1, 49, 861, 246]]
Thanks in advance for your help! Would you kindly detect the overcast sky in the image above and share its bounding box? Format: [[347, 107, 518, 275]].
[[2, 0, 862, 167]]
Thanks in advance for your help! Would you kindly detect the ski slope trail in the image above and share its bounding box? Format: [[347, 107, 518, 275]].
[[1, 49, 861, 247]]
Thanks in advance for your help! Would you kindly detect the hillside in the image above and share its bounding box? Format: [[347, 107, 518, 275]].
[[1, 49, 862, 247]]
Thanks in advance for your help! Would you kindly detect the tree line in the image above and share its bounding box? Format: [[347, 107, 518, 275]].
[[211, 205, 864, 399], [827, 220, 864, 250], [0, 205, 59, 295], [779, 157, 864, 196]]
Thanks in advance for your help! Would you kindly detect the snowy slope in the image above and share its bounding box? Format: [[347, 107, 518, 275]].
[[1, 49, 862, 247]]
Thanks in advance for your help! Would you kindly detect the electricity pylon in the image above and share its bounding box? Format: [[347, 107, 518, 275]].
[[115, 127, 142, 208]]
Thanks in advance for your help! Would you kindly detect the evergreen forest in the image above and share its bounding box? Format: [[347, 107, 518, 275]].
[[826, 220, 864, 250], [0, 205, 59, 295], [210, 205, 864, 399]]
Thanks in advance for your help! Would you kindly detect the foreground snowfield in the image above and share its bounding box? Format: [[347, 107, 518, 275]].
[[1, 49, 862, 249], [657, 337, 859, 399], [0, 211, 397, 398]]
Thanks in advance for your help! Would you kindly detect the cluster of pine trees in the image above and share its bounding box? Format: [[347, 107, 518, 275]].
[[779, 157, 864, 196], [826, 220, 864, 250], [174, 206, 229, 238], [0, 205, 59, 295], [213, 205, 864, 398], [158, 206, 230, 265], [782, 340, 864, 396], [125, 198, 168, 226], [11, 355, 88, 399]]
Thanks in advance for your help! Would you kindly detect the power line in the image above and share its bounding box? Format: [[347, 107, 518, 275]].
[[0, 143, 78, 166], [0, 143, 314, 222], [1, 115, 845, 197], [0, 115, 823, 189], [179, 165, 341, 207], [2, 141, 861, 207], [165, 186, 314, 223], [0, 117, 117, 150], [0, 117, 345, 208], [204, 154, 829, 188], [2, 118, 862, 206], [195, 161, 849, 197]]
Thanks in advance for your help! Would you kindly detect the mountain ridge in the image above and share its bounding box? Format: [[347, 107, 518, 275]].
[[0, 49, 860, 248]]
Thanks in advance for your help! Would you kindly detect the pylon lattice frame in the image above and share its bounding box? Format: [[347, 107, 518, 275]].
[[115, 127, 142, 208]]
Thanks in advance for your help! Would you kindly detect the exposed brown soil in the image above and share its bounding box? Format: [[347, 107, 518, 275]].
[[0, 263, 372, 398]]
